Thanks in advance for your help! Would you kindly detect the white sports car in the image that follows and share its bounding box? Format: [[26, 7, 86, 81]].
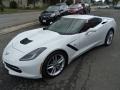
[[2, 15, 116, 79]]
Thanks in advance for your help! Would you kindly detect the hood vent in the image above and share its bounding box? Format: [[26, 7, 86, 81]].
[[20, 38, 32, 45]]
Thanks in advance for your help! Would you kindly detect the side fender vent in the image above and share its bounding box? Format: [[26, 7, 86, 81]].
[[20, 38, 32, 45], [67, 44, 78, 51]]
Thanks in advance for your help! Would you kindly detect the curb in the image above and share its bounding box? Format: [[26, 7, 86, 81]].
[[0, 21, 39, 35]]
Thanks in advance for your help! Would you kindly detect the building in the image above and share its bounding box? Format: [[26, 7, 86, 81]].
[[3, 0, 10, 7], [2, 0, 91, 8], [3, 0, 43, 8]]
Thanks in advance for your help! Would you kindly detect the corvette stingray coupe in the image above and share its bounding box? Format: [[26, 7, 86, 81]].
[[3, 15, 116, 79]]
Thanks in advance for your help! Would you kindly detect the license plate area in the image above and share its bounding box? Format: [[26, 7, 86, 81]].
[[43, 20, 46, 23]]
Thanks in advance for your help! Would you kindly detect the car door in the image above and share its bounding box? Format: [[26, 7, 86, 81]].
[[68, 18, 103, 59], [72, 18, 104, 58], [68, 33, 88, 59], [80, 18, 104, 50], [67, 19, 93, 58]]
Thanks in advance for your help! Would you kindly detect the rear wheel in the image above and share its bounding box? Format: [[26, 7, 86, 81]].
[[104, 30, 114, 46], [42, 51, 67, 78]]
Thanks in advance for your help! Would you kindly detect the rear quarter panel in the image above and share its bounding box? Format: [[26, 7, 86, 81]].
[[101, 17, 117, 38], [102, 17, 117, 32]]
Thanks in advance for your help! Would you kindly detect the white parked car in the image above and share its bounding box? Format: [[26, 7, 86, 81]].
[[2, 15, 116, 79], [97, 5, 110, 9]]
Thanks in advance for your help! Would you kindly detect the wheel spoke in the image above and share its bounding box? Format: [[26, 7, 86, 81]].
[[57, 58, 64, 64], [53, 55, 58, 60], [56, 65, 61, 70], [51, 67, 56, 74], [52, 56, 55, 61], [52, 55, 58, 64], [107, 31, 113, 45], [110, 34, 113, 37], [47, 64, 54, 70]]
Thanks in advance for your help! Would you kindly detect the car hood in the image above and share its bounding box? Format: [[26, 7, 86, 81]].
[[41, 11, 55, 16], [11, 28, 61, 53], [68, 8, 78, 12]]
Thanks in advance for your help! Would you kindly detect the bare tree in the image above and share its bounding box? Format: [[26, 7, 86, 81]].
[[112, 0, 120, 5], [105, 0, 110, 4], [27, 0, 39, 8], [33, 0, 36, 7], [0, 0, 4, 12], [64, 0, 67, 2]]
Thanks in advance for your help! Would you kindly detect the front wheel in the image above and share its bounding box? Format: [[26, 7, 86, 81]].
[[42, 51, 67, 78], [104, 30, 114, 46]]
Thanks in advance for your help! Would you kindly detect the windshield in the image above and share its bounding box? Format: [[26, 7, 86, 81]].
[[69, 4, 82, 8], [48, 18, 86, 35], [46, 6, 60, 11]]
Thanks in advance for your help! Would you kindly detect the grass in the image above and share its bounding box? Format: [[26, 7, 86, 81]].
[[0, 8, 43, 14], [0, 5, 48, 14], [0, 8, 19, 14]]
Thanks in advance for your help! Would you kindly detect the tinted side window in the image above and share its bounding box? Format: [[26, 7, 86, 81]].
[[88, 18, 102, 28], [80, 18, 102, 33]]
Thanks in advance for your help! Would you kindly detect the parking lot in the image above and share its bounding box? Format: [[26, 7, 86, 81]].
[[0, 12, 40, 29], [0, 9, 120, 90]]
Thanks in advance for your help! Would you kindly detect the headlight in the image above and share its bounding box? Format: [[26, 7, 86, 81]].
[[50, 13, 55, 17], [20, 47, 47, 61]]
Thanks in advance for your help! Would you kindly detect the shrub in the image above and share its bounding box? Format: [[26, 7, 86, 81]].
[[10, 1, 18, 8]]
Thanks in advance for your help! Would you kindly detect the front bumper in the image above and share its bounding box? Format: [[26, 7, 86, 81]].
[[3, 59, 42, 79], [39, 16, 55, 25], [2, 47, 43, 79]]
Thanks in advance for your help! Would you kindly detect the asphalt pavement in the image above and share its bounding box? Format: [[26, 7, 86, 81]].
[[0, 9, 120, 90], [0, 11, 40, 29]]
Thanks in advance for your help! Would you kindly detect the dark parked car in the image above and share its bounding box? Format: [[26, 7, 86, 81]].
[[68, 3, 90, 14], [39, 4, 68, 25], [68, 4, 84, 14]]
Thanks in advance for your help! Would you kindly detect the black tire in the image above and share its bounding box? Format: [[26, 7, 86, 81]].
[[42, 51, 67, 78], [104, 30, 114, 46]]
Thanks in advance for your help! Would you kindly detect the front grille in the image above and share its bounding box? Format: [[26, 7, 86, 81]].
[[5, 62, 22, 73], [41, 16, 50, 20]]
